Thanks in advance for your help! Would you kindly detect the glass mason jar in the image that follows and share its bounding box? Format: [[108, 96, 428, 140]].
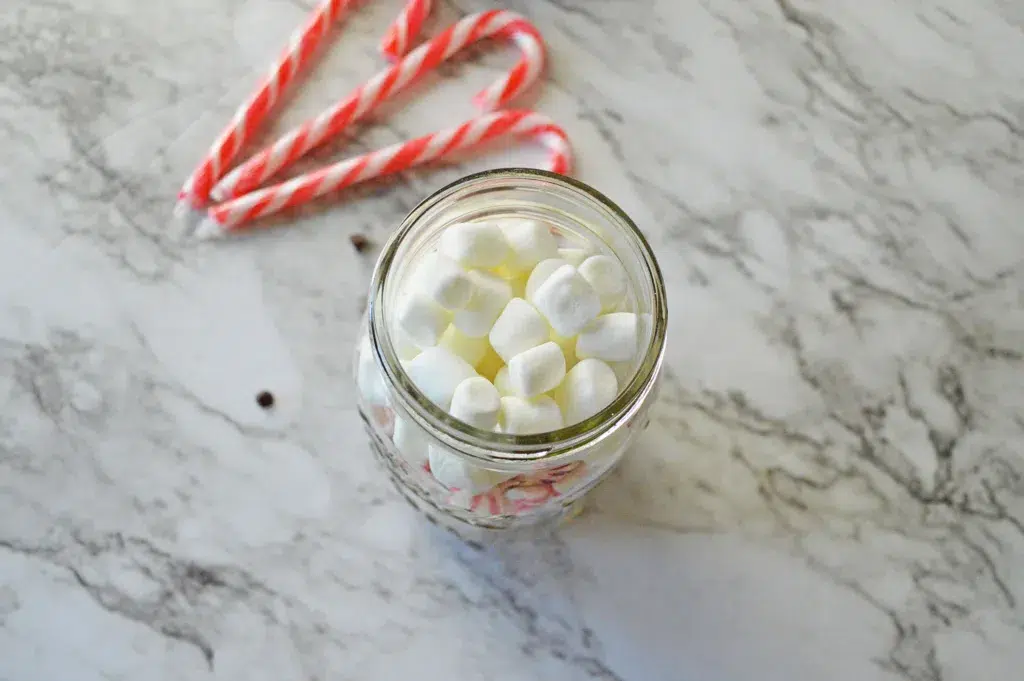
[[355, 169, 667, 537]]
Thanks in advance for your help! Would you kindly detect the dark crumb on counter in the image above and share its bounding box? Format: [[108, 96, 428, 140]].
[[350, 233, 370, 252], [256, 391, 275, 409]]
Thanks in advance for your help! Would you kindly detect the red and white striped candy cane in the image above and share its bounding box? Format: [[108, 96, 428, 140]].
[[176, 0, 432, 211], [209, 10, 545, 203], [195, 110, 571, 239], [379, 0, 432, 61]]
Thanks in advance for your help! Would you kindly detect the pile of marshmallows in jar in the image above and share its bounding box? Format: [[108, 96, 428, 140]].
[[371, 217, 649, 493]]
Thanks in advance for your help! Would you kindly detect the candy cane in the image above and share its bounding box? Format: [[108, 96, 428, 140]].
[[379, 0, 433, 61], [209, 10, 545, 203], [176, 0, 432, 211], [194, 110, 571, 239]]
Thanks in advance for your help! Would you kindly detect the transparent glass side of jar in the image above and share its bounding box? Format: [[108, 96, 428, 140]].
[[356, 329, 655, 532], [355, 169, 667, 534]]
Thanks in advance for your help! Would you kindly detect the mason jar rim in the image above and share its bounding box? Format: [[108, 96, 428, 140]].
[[368, 168, 667, 465]]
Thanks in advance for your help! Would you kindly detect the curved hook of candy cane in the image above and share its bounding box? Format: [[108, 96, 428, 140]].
[[379, 0, 433, 61], [195, 110, 572, 239], [175, 0, 432, 211], [466, 15, 545, 111], [209, 10, 547, 203]]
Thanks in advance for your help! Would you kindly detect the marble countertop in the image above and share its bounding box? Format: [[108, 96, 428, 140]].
[[2, 0, 1022, 679]]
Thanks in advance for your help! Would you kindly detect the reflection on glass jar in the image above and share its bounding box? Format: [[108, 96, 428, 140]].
[[355, 169, 667, 536]]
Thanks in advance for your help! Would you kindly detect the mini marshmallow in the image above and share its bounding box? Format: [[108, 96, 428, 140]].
[[439, 221, 508, 268], [439, 325, 487, 368], [531, 264, 602, 337], [578, 255, 628, 311], [576, 312, 640, 362], [557, 247, 589, 267], [558, 358, 619, 425], [428, 446, 507, 493], [414, 252, 475, 310], [604, 313, 652, 386], [453, 270, 512, 338], [499, 218, 558, 272], [524, 257, 567, 302], [493, 366, 514, 396], [357, 336, 388, 405], [507, 341, 566, 397], [393, 417, 429, 464], [404, 346, 477, 410], [397, 295, 449, 348], [498, 395, 564, 434], [449, 376, 501, 430], [488, 298, 550, 363]]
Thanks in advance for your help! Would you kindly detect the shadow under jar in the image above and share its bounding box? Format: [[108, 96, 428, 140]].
[[355, 169, 667, 539]]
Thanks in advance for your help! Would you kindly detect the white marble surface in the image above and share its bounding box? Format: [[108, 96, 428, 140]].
[[1, 0, 1022, 679]]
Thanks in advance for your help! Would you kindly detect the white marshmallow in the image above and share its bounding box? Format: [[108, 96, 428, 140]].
[[576, 312, 640, 362], [531, 264, 602, 337], [438, 325, 488, 367], [414, 252, 475, 310], [357, 336, 388, 405], [557, 247, 589, 267], [578, 255, 628, 311], [498, 395, 564, 434], [524, 257, 567, 302], [393, 417, 429, 464], [499, 218, 558, 272], [403, 346, 477, 410], [396, 295, 449, 348], [493, 366, 514, 396], [453, 270, 512, 338], [448, 376, 501, 430], [507, 341, 566, 397], [428, 446, 506, 493], [439, 221, 508, 268], [604, 313, 652, 387], [488, 298, 550, 363], [558, 358, 618, 425]]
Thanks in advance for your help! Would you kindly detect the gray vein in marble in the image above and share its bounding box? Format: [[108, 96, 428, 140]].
[[2, 0, 1023, 680]]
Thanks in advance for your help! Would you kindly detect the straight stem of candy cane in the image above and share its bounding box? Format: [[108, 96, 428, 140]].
[[209, 10, 545, 203], [176, 0, 432, 211], [194, 110, 571, 239]]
